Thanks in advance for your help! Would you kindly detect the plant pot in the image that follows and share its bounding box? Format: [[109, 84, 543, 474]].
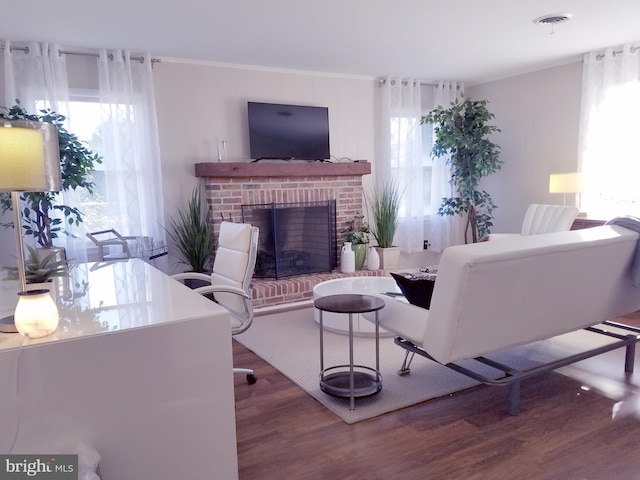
[[36, 246, 69, 276], [26, 281, 57, 302], [351, 243, 367, 270], [375, 246, 401, 271], [340, 243, 355, 273]]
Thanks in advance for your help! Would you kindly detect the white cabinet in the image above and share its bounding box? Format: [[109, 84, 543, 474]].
[[0, 259, 238, 480]]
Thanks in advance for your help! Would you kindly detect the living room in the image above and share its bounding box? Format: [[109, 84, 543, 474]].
[[2, 2, 640, 479]]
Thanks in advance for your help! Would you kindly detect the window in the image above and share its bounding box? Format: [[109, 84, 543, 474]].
[[389, 116, 431, 217], [421, 121, 433, 213], [582, 82, 640, 218], [65, 93, 109, 236]]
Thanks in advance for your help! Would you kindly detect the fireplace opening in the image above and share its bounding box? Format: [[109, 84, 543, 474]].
[[242, 200, 337, 278]]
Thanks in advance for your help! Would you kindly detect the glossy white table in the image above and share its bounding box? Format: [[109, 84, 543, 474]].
[[0, 259, 238, 479]]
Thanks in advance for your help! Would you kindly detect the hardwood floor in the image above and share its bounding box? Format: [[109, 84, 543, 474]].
[[233, 313, 640, 480]]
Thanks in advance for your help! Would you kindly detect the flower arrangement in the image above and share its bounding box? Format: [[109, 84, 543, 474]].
[[341, 213, 370, 245]]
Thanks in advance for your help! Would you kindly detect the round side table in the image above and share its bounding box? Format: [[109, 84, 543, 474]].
[[314, 294, 385, 411]]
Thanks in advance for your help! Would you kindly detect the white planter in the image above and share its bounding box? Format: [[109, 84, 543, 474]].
[[366, 246, 380, 270], [340, 242, 355, 273], [375, 246, 401, 271]]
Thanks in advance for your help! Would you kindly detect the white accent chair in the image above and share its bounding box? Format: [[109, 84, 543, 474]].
[[488, 204, 579, 240], [172, 221, 260, 384]]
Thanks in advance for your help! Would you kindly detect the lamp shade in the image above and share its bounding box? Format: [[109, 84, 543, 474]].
[[549, 172, 584, 194], [14, 289, 59, 338], [0, 120, 61, 192]]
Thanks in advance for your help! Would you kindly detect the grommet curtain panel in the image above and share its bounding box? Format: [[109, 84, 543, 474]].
[[3, 41, 87, 263], [578, 44, 640, 219], [377, 76, 424, 254], [97, 49, 166, 248], [428, 81, 465, 252], [2, 41, 166, 266]]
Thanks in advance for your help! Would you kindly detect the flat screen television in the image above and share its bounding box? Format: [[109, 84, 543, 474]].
[[248, 102, 330, 161]]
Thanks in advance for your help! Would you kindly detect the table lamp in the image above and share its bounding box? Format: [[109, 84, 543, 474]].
[[549, 172, 584, 207], [0, 119, 62, 337]]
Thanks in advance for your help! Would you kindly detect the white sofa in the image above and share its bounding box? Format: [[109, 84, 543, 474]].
[[365, 225, 640, 414]]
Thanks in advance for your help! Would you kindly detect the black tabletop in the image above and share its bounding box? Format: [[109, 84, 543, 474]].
[[314, 294, 385, 314]]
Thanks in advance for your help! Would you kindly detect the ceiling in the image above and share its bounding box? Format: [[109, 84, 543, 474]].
[[3, 0, 640, 84]]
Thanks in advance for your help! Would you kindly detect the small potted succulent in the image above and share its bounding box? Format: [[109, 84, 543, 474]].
[[4, 245, 72, 301]]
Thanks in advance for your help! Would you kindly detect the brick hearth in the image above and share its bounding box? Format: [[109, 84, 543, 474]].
[[196, 161, 374, 307]]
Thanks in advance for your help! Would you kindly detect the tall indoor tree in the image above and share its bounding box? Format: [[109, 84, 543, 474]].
[[0, 103, 102, 248], [421, 96, 502, 243]]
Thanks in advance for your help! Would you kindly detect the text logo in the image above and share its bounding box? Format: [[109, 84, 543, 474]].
[[0, 455, 78, 479]]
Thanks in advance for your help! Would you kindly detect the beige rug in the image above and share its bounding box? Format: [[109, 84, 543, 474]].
[[236, 307, 621, 424]]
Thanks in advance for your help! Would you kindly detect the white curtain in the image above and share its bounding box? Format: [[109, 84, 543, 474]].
[[579, 44, 640, 219], [427, 81, 465, 252], [3, 41, 88, 263], [97, 49, 166, 249], [377, 76, 424, 253]]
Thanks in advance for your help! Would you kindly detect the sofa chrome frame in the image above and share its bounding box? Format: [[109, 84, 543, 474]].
[[393, 320, 640, 416]]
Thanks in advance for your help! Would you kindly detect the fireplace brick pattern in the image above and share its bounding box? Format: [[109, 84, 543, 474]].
[[197, 162, 380, 307]]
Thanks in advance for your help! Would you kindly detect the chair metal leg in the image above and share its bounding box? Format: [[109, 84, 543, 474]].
[[398, 350, 415, 376], [234, 367, 257, 384]]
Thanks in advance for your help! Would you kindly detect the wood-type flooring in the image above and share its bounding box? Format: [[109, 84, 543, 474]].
[[233, 313, 640, 480]]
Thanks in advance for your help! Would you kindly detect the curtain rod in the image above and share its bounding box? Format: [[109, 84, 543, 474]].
[[596, 45, 639, 61], [378, 78, 461, 88], [1, 45, 161, 65]]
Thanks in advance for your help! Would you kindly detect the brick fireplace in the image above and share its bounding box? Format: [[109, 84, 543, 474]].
[[195, 161, 382, 307]]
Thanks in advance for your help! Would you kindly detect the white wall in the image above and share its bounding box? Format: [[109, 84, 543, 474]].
[[0, 52, 584, 267], [469, 62, 583, 233], [152, 61, 377, 241]]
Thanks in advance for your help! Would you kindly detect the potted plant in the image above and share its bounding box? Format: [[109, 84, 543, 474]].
[[340, 213, 369, 269], [421, 96, 502, 244], [165, 186, 217, 282], [0, 102, 103, 252], [4, 245, 72, 301], [366, 179, 401, 270]]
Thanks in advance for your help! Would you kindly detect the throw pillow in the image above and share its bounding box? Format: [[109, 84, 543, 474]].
[[390, 271, 437, 309]]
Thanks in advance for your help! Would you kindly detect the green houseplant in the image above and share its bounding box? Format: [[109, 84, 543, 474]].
[[0, 102, 103, 249], [366, 179, 401, 269], [341, 213, 370, 269], [166, 186, 217, 274], [3, 245, 71, 284], [421, 96, 502, 244], [22, 245, 71, 284]]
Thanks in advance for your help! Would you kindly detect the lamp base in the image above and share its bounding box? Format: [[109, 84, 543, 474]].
[[0, 315, 18, 333]]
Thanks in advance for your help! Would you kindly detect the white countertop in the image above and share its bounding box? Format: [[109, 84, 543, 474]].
[[0, 258, 228, 350]]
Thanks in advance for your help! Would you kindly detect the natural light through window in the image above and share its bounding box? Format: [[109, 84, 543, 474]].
[[66, 97, 110, 235], [389, 116, 431, 217], [582, 82, 640, 218]]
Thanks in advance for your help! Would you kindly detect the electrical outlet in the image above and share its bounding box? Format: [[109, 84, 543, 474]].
[[423, 240, 430, 250]]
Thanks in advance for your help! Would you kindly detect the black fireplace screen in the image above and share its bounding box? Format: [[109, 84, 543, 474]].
[[241, 200, 337, 278]]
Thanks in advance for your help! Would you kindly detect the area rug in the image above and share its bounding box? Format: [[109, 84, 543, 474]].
[[236, 307, 622, 424]]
